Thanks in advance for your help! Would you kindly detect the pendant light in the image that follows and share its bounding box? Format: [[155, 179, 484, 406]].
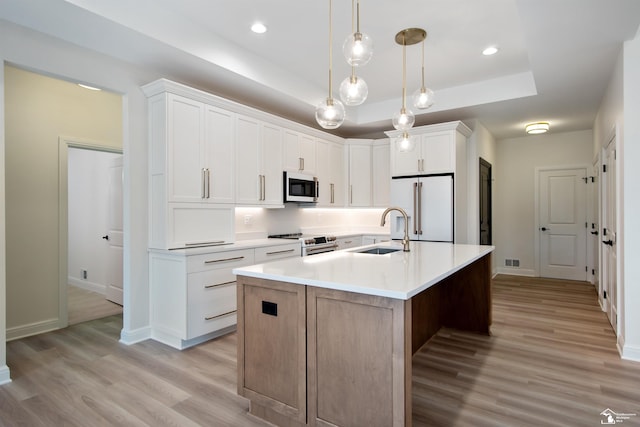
[[339, 0, 368, 106], [342, 0, 373, 67], [315, 0, 345, 129], [412, 37, 435, 109], [392, 29, 425, 131]]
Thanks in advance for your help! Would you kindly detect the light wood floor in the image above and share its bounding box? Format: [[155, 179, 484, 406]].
[[67, 285, 123, 325], [2, 275, 639, 426]]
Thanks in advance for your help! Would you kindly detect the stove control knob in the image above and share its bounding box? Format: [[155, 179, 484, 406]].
[[327, 236, 336, 242], [305, 239, 315, 245]]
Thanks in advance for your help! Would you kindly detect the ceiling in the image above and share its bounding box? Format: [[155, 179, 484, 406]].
[[2, 0, 640, 139]]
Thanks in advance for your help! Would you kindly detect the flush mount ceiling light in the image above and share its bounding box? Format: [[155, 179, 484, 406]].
[[251, 22, 267, 34], [315, 0, 345, 129], [342, 0, 373, 67], [412, 35, 434, 110], [339, 0, 368, 106], [525, 122, 550, 134], [482, 46, 498, 56]]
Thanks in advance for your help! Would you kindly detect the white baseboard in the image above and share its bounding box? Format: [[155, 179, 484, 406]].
[[6, 318, 59, 341], [119, 326, 152, 345], [0, 365, 11, 385], [68, 277, 106, 295], [621, 341, 640, 362], [495, 267, 536, 277]]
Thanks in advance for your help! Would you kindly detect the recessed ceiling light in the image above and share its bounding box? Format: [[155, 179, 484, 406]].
[[525, 122, 550, 134], [78, 83, 101, 91], [251, 22, 267, 34], [482, 46, 498, 56]]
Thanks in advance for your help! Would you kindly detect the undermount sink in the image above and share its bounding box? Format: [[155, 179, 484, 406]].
[[356, 247, 402, 255]]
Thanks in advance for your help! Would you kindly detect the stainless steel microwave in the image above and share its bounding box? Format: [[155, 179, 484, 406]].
[[283, 171, 318, 203]]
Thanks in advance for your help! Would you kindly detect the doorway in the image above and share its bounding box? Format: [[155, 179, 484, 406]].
[[479, 158, 492, 245], [63, 141, 123, 326], [536, 166, 588, 280]]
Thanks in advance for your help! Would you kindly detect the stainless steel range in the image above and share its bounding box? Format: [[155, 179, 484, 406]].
[[268, 233, 338, 256]]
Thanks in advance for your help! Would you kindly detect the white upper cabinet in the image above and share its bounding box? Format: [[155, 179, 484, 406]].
[[165, 94, 234, 203], [315, 139, 345, 207], [372, 139, 390, 207], [388, 121, 471, 177], [284, 130, 316, 175], [236, 116, 284, 207], [348, 141, 372, 207]]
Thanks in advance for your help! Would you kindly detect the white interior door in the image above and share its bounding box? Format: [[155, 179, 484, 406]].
[[602, 141, 617, 331], [539, 168, 587, 280], [105, 156, 124, 305]]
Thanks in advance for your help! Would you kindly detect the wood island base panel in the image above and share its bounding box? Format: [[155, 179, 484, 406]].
[[236, 252, 492, 427]]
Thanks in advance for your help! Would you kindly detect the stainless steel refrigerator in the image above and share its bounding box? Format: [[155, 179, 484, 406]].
[[389, 174, 454, 242]]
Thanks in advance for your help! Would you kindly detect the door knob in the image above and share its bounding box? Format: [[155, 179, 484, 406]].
[[102, 235, 109, 241], [590, 230, 599, 236], [540, 227, 549, 231], [602, 240, 613, 246]]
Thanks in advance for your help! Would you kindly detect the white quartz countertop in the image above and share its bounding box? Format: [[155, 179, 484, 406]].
[[233, 241, 494, 300]]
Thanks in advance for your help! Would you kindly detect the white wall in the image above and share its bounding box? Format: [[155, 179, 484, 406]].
[[68, 148, 122, 293], [494, 130, 593, 276], [621, 32, 640, 360]]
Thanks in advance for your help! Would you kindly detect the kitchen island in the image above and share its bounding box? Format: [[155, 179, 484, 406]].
[[233, 241, 494, 427]]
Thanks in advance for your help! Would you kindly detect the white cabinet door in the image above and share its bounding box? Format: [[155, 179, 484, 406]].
[[261, 123, 284, 206], [167, 94, 205, 202], [389, 134, 421, 177], [329, 142, 345, 206], [203, 105, 235, 203], [348, 144, 371, 207], [372, 141, 390, 207], [421, 132, 455, 174], [315, 139, 331, 206], [283, 130, 316, 174], [236, 115, 261, 204]]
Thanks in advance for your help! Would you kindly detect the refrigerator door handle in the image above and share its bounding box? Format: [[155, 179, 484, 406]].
[[413, 182, 419, 234], [418, 181, 423, 235]]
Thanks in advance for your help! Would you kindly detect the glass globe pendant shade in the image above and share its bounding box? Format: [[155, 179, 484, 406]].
[[396, 132, 415, 152], [343, 32, 373, 67], [392, 107, 415, 131], [315, 97, 345, 129], [412, 87, 435, 109], [339, 74, 368, 106]]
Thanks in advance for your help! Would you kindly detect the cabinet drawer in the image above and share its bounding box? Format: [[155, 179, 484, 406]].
[[187, 271, 237, 338], [255, 243, 301, 263], [187, 249, 254, 273]]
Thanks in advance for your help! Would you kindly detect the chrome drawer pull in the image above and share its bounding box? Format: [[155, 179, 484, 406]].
[[204, 280, 235, 289], [204, 256, 245, 264], [266, 249, 296, 255], [185, 240, 225, 247], [205, 310, 237, 321]]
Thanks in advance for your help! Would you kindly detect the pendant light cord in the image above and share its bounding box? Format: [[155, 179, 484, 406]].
[[402, 32, 407, 110], [328, 0, 333, 98], [421, 39, 425, 89]]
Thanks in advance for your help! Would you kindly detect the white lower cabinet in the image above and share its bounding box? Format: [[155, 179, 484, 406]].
[[150, 243, 300, 350], [336, 236, 363, 250]]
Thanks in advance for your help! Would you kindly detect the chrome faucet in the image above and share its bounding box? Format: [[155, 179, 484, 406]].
[[380, 207, 411, 252]]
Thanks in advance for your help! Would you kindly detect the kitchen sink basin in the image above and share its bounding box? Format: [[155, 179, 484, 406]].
[[356, 247, 402, 255]]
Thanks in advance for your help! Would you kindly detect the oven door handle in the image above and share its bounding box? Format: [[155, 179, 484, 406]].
[[305, 244, 339, 254]]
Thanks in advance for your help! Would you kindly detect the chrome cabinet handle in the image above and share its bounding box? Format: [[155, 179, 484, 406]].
[[350, 185, 353, 204], [314, 176, 319, 202], [204, 280, 235, 289], [266, 248, 296, 255], [299, 157, 303, 171], [185, 240, 225, 247], [205, 168, 210, 199], [330, 183, 334, 204], [262, 175, 266, 201], [201, 169, 206, 199], [205, 310, 236, 321], [204, 256, 245, 264]]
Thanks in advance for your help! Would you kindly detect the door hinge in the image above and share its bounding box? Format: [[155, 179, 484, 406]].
[[592, 269, 595, 275], [604, 290, 607, 299], [585, 266, 588, 272], [603, 164, 607, 173]]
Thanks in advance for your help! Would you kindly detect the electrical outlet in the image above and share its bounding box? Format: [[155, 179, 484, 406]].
[[243, 215, 253, 225], [81, 269, 87, 280]]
